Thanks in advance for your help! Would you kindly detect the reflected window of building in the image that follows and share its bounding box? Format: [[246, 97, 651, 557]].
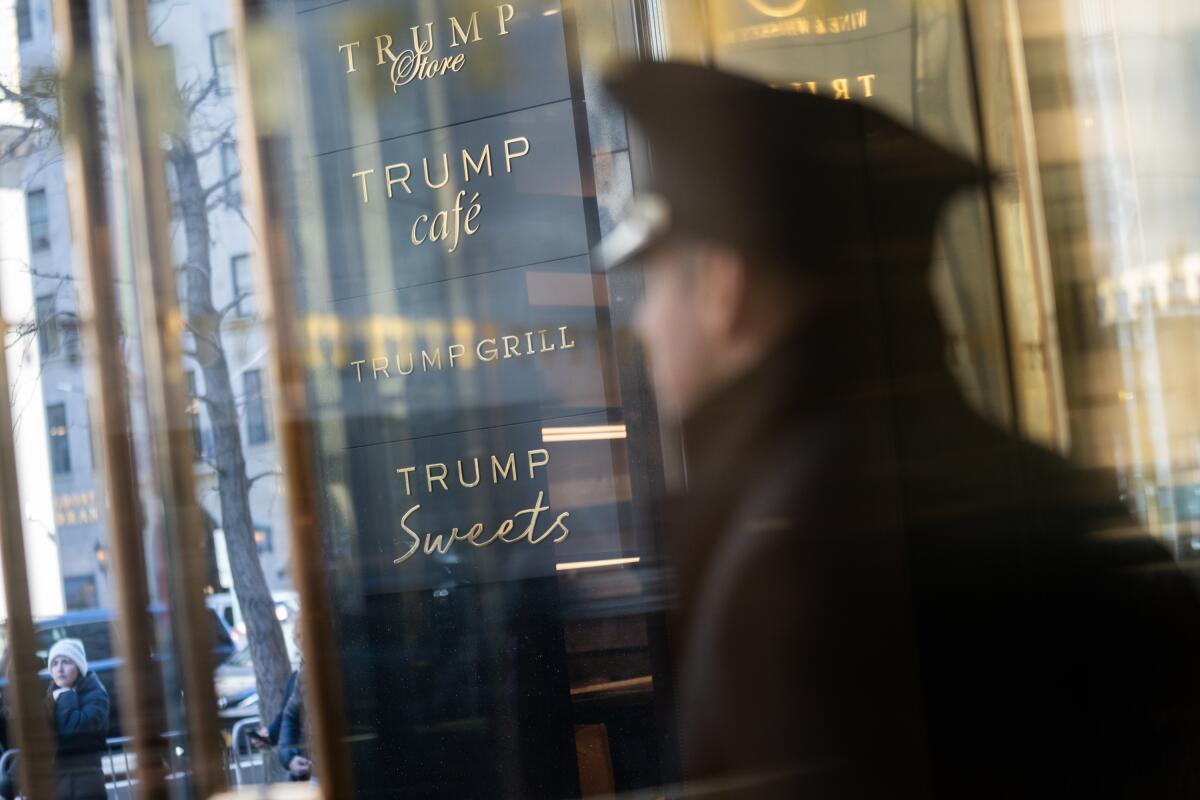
[[254, 525, 272, 555], [156, 43, 175, 79], [15, 0, 31, 42], [46, 402, 70, 475], [230, 253, 254, 317], [166, 161, 182, 218], [177, 266, 189, 315], [35, 292, 58, 357], [220, 141, 242, 207], [242, 368, 270, 445], [210, 30, 234, 95], [26, 188, 49, 251], [63, 575, 98, 610], [185, 369, 204, 460]]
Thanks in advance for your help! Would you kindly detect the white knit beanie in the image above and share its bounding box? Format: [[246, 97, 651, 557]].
[[47, 638, 88, 677]]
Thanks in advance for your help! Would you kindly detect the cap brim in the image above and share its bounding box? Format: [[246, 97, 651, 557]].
[[593, 193, 672, 271]]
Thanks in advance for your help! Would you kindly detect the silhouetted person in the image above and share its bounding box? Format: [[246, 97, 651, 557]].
[[599, 62, 1200, 798], [278, 669, 311, 781]]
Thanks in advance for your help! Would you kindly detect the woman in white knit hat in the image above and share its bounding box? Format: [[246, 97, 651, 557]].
[[46, 637, 110, 799]]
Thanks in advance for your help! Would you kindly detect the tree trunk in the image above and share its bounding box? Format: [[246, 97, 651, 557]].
[[170, 142, 291, 730]]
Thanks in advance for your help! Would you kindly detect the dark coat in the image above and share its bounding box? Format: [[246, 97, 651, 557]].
[[49, 670, 110, 800], [277, 670, 308, 778], [266, 669, 299, 746], [670, 311, 1200, 798]]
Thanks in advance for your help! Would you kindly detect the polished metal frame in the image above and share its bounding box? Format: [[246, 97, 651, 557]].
[[228, 2, 354, 796], [105, 0, 228, 795], [49, 0, 172, 795]]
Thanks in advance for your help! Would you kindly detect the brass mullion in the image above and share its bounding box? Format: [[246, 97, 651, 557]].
[[106, 0, 227, 795], [227, 2, 354, 797], [0, 309, 56, 800], [49, 0, 171, 796]]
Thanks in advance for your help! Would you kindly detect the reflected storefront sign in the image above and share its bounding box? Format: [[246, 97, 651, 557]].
[[708, 0, 913, 117], [288, 0, 632, 794]]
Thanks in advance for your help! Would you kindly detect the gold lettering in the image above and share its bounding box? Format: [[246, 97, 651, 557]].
[[352, 169, 374, 203], [503, 136, 530, 172], [462, 145, 493, 179], [424, 153, 450, 189], [458, 458, 481, 488], [426, 462, 449, 492], [497, 3, 514, 35], [385, 162, 411, 196], [558, 326, 575, 349], [374, 34, 397, 66], [528, 448, 549, 478], [491, 452, 517, 482], [412, 215, 429, 245], [410, 22, 434, 52], [477, 338, 498, 361], [396, 466, 416, 496], [546, 512, 571, 543], [449, 11, 482, 46], [421, 349, 442, 371], [465, 522, 488, 545], [394, 505, 422, 564], [857, 73, 876, 98], [538, 329, 555, 353], [338, 41, 361, 73], [501, 334, 521, 358], [831, 78, 850, 99], [397, 352, 415, 376]]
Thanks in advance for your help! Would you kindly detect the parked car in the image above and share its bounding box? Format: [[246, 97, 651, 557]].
[[0, 605, 236, 739], [206, 590, 299, 651], [214, 609, 301, 727]]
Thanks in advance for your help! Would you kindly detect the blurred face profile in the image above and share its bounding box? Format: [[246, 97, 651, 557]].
[[634, 244, 714, 418], [51, 656, 79, 688]]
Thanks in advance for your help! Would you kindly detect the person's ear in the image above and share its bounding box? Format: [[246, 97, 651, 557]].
[[694, 247, 749, 342]]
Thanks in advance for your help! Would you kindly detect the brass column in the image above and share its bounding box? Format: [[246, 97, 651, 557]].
[[228, 2, 354, 797], [106, 0, 227, 795], [0, 310, 56, 800], [50, 0, 170, 795]]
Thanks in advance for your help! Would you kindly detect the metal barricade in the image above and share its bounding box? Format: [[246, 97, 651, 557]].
[[0, 725, 274, 796], [104, 736, 137, 799], [230, 716, 270, 786], [0, 739, 136, 799]]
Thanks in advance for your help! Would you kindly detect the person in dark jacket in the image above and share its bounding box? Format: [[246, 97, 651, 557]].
[[277, 670, 310, 781], [46, 638, 110, 800], [598, 62, 1200, 797], [259, 668, 298, 747]]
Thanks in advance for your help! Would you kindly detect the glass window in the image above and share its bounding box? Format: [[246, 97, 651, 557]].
[[46, 402, 70, 475], [63, 575, 98, 610], [254, 525, 272, 554], [25, 188, 48, 251], [242, 368, 269, 445], [210, 30, 233, 94], [185, 370, 204, 460], [4, 1, 1200, 798], [220, 141, 241, 207], [230, 253, 254, 317], [35, 293, 58, 357], [15, 0, 31, 42]]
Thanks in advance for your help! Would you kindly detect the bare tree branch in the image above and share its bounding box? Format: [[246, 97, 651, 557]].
[[247, 470, 277, 490], [216, 292, 253, 321]]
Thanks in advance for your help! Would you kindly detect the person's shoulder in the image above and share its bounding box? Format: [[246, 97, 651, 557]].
[[78, 671, 108, 696]]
